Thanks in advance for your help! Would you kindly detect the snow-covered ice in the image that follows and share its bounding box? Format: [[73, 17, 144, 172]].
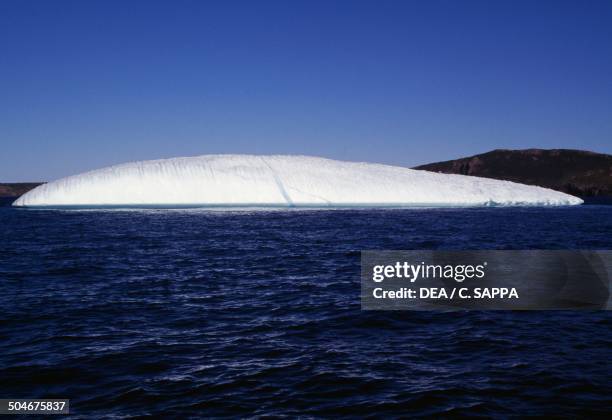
[[13, 155, 583, 207]]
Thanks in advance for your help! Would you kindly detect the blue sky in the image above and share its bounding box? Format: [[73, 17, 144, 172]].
[[1, 0, 611, 181]]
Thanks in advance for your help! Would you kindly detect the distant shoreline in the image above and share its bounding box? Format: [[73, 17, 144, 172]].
[[414, 149, 612, 198], [0, 183, 44, 200]]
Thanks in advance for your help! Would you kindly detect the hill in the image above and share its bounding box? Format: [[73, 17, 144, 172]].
[[0, 183, 44, 198], [414, 149, 612, 197]]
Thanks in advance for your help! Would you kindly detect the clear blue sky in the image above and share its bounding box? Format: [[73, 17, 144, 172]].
[[1, 0, 611, 181]]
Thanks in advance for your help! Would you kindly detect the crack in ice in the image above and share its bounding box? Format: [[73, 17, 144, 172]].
[[260, 157, 294, 207]]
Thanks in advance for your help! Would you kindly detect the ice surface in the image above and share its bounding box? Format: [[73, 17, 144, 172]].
[[13, 155, 583, 207]]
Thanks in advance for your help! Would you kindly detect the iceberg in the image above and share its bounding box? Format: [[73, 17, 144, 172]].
[[12, 154, 583, 207]]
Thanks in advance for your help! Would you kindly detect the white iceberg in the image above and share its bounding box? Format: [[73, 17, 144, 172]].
[[12, 154, 583, 207]]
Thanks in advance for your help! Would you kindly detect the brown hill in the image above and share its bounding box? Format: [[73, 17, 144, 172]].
[[0, 183, 44, 198], [414, 149, 612, 197]]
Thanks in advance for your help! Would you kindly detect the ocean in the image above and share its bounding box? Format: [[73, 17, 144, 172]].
[[1, 204, 611, 417]]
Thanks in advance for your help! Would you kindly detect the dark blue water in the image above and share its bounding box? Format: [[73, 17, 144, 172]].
[[1, 206, 611, 417]]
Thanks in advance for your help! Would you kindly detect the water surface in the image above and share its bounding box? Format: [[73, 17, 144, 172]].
[[1, 206, 611, 417]]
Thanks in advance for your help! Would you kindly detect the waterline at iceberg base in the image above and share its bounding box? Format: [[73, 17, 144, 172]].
[[13, 155, 583, 208]]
